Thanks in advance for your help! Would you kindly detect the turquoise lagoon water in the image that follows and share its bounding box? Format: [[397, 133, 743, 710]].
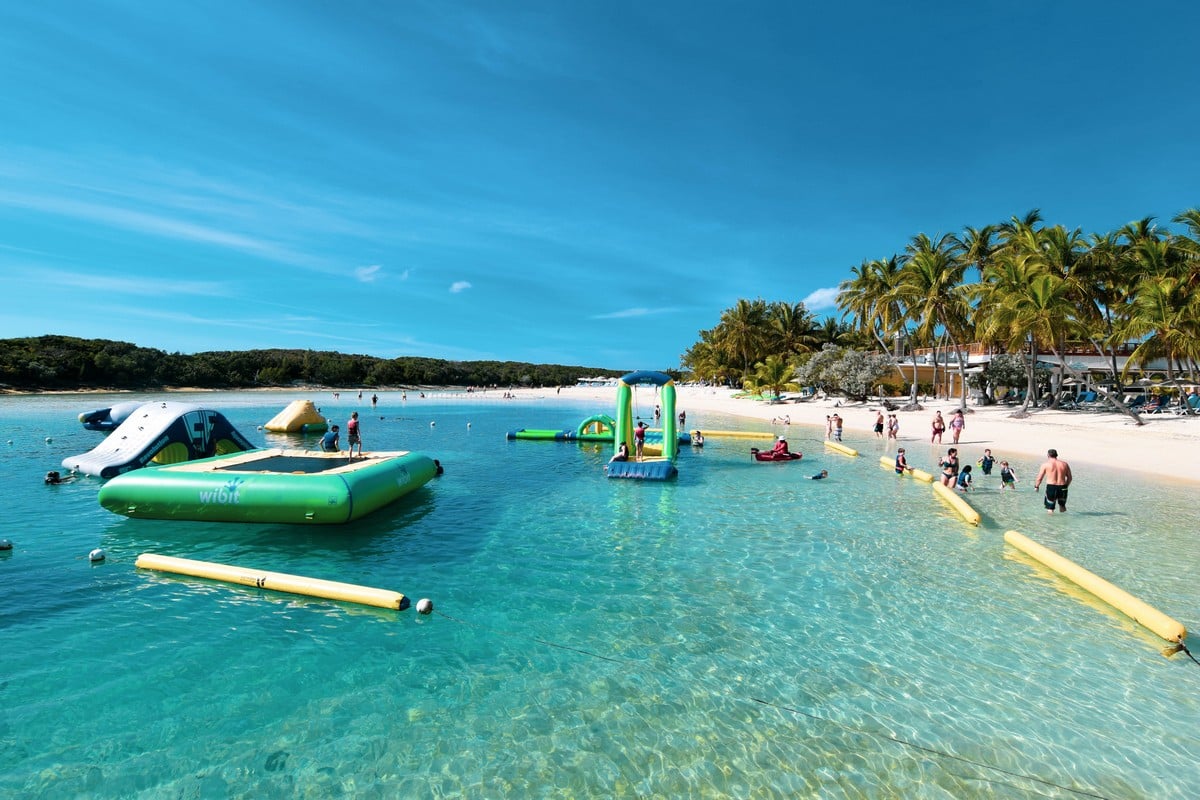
[[2, 391, 1199, 799]]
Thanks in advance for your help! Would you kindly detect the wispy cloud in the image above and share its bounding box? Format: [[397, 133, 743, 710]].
[[450, 280, 472, 293], [355, 265, 382, 282], [35, 269, 230, 297], [803, 287, 840, 311], [591, 306, 679, 320]]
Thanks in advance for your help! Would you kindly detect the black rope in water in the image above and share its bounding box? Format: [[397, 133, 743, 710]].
[[749, 696, 1115, 800], [431, 607, 1120, 798], [1167, 638, 1200, 667]]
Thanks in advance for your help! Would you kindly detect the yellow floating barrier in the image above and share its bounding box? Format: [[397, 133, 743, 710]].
[[931, 481, 980, 525], [692, 430, 776, 440], [824, 440, 858, 457], [135, 553, 411, 611], [1003, 531, 1186, 643], [876, 455, 934, 483]]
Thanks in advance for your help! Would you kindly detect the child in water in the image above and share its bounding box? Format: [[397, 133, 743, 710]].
[[955, 464, 973, 492], [999, 461, 1018, 490], [808, 470, 829, 480]]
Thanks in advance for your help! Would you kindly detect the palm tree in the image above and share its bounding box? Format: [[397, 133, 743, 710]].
[[715, 298, 770, 381], [812, 316, 855, 347], [979, 265, 1084, 417], [838, 256, 918, 404], [1122, 240, 1200, 404], [897, 233, 972, 407], [747, 354, 800, 401], [767, 301, 819, 359]]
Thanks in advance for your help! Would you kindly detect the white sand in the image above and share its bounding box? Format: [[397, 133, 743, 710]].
[[497, 384, 1200, 486]]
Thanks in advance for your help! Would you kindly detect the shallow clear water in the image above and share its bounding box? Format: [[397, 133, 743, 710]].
[[2, 391, 1198, 799]]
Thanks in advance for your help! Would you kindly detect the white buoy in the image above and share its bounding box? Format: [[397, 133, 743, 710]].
[[467, 422, 471, 429], [89, 548, 106, 562], [430, 421, 436, 427], [0, 538, 13, 550], [416, 598, 433, 615], [45, 437, 53, 444]]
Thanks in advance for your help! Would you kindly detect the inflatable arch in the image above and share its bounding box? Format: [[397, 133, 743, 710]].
[[610, 370, 678, 480]]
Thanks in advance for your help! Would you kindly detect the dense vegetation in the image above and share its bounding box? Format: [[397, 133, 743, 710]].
[[682, 207, 1200, 415], [0, 335, 625, 391]]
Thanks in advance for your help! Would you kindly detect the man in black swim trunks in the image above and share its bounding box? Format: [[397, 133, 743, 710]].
[[1033, 448, 1073, 513]]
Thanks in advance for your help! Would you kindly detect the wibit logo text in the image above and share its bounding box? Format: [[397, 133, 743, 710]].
[[200, 479, 244, 505]]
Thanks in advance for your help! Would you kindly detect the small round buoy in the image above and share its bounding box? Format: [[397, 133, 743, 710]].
[[0, 538, 13, 551], [89, 548, 106, 563], [430, 421, 436, 427], [257, 425, 263, 430], [45, 437, 53, 444], [466, 422, 471, 429], [416, 598, 433, 615]]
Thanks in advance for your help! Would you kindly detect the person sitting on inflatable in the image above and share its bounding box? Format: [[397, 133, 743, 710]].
[[772, 436, 790, 457], [609, 441, 629, 463]]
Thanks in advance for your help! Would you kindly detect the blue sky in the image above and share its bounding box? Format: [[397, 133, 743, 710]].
[[2, 1, 1197, 371]]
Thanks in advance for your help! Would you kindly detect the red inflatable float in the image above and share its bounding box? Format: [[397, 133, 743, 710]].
[[750, 447, 802, 462]]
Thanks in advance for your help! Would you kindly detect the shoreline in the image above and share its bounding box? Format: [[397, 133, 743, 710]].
[[10, 383, 1200, 485], [537, 384, 1200, 487]]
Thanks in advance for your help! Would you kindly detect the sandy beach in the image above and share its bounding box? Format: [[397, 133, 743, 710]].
[[498, 384, 1200, 486]]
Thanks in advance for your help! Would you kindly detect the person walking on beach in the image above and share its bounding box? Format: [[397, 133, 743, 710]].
[[832, 413, 844, 442], [1033, 449, 1072, 513], [949, 409, 965, 444], [873, 410, 885, 438], [634, 421, 648, 461], [825, 415, 834, 439], [346, 411, 362, 459], [887, 414, 899, 440], [931, 411, 945, 443], [940, 447, 959, 486]]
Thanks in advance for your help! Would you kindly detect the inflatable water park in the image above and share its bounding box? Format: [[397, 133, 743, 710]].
[[64, 401, 256, 479], [606, 370, 679, 480], [99, 448, 438, 524], [506, 370, 683, 480], [78, 400, 144, 432]]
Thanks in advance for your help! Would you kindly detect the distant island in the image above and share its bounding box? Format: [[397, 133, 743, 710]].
[[0, 335, 633, 393]]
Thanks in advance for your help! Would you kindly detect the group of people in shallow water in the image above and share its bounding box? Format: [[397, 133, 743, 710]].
[[893, 430, 1071, 512]]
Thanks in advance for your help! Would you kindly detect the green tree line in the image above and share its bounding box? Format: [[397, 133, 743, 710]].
[[0, 335, 624, 391]]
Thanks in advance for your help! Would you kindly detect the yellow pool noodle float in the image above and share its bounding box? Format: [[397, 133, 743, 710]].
[[1003, 531, 1186, 643], [693, 430, 777, 439], [931, 481, 981, 526], [824, 440, 858, 457], [877, 456, 933, 483], [136, 553, 411, 611]]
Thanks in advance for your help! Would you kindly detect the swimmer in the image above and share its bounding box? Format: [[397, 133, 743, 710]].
[[807, 470, 829, 480]]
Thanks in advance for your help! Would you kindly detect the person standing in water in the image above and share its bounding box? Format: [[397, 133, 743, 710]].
[[1033, 448, 1072, 513]]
